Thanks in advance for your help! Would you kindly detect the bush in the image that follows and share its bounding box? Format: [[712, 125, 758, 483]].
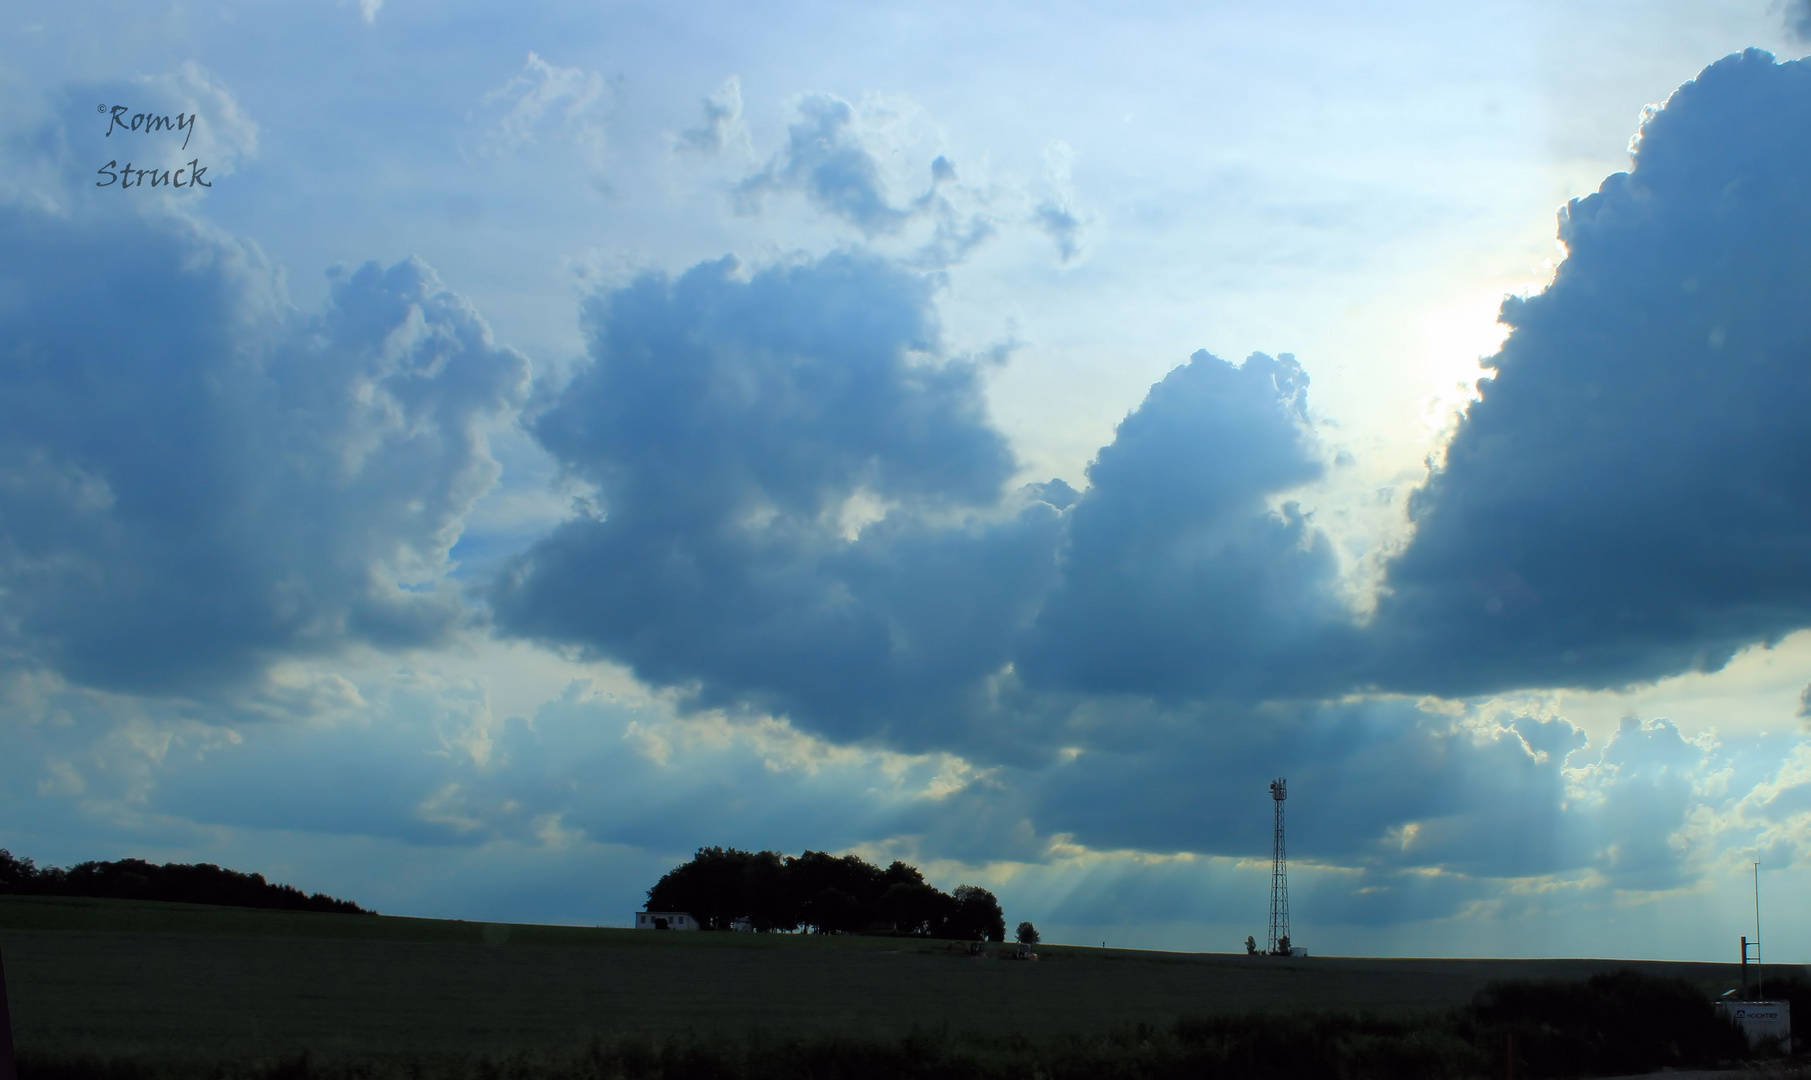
[[1470, 968, 1748, 1076]]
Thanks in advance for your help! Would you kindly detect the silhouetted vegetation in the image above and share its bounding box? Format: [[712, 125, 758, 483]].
[[646, 847, 1004, 939], [1468, 968, 1751, 1076], [11, 971, 1777, 1080], [0, 848, 371, 914]]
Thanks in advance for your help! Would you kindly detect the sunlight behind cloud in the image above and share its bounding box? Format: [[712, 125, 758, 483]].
[[1416, 289, 1510, 441]]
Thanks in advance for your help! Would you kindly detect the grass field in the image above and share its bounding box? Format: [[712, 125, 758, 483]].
[[0, 894, 1796, 1063]]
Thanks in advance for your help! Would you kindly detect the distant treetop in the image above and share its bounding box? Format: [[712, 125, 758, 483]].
[[646, 846, 1005, 940], [0, 848, 374, 915]]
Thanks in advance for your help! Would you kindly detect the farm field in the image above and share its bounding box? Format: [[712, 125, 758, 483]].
[[0, 894, 1789, 1061]]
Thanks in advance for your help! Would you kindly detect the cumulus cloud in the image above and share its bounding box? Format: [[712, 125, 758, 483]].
[[1016, 351, 1352, 699], [734, 94, 915, 235], [0, 206, 527, 694], [1372, 50, 1811, 696], [490, 251, 1066, 751], [490, 266, 1369, 751]]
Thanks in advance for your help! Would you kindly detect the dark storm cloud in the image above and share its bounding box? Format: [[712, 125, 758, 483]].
[[1371, 50, 1811, 696], [1016, 351, 1354, 700], [0, 207, 527, 693], [490, 252, 1064, 751]]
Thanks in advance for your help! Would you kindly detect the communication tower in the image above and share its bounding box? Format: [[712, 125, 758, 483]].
[[1268, 777, 1290, 954]]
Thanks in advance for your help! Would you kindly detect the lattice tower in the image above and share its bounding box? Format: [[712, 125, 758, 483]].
[[1268, 777, 1290, 954]]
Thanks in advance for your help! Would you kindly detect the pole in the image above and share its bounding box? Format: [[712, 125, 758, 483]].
[[1741, 935, 1749, 998], [1, 945, 18, 1080], [1754, 862, 1763, 1000]]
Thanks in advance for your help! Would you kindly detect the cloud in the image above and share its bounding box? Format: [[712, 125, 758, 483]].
[[490, 251, 1063, 751], [1787, 0, 1811, 42], [730, 94, 996, 267], [476, 53, 613, 171], [498, 51, 1811, 761], [1017, 697, 1734, 900], [1016, 351, 1353, 700], [675, 77, 748, 156], [0, 205, 528, 694], [1371, 50, 1811, 696], [1032, 140, 1093, 266], [734, 94, 915, 235]]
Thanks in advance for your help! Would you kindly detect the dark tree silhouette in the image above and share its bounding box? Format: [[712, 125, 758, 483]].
[[949, 884, 1006, 942], [0, 849, 370, 914], [1016, 921, 1040, 946], [879, 881, 951, 936], [643, 847, 1002, 938]]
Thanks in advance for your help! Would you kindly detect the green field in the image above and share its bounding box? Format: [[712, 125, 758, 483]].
[[0, 894, 1788, 1062]]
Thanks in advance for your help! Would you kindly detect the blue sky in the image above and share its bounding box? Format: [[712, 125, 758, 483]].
[[5, 0, 1811, 961]]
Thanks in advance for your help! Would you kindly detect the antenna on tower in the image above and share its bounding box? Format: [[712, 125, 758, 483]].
[[1268, 777, 1290, 955]]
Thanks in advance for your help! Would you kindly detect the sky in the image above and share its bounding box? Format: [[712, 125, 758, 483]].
[[4, 0, 1811, 962]]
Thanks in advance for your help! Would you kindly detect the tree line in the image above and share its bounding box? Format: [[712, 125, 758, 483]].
[[0, 848, 373, 915], [646, 847, 1006, 939]]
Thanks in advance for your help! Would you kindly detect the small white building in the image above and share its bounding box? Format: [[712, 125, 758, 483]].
[[633, 910, 699, 930]]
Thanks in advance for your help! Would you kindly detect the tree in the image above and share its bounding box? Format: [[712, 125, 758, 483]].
[[786, 850, 885, 931], [879, 881, 949, 936], [949, 884, 1006, 942], [1016, 921, 1040, 946], [640, 847, 982, 938], [1246, 935, 1258, 955], [0, 849, 40, 894], [0, 849, 365, 912], [646, 847, 781, 930], [1274, 934, 1292, 956], [802, 887, 862, 934]]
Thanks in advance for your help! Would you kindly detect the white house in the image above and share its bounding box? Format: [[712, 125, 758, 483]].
[[634, 910, 699, 930]]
